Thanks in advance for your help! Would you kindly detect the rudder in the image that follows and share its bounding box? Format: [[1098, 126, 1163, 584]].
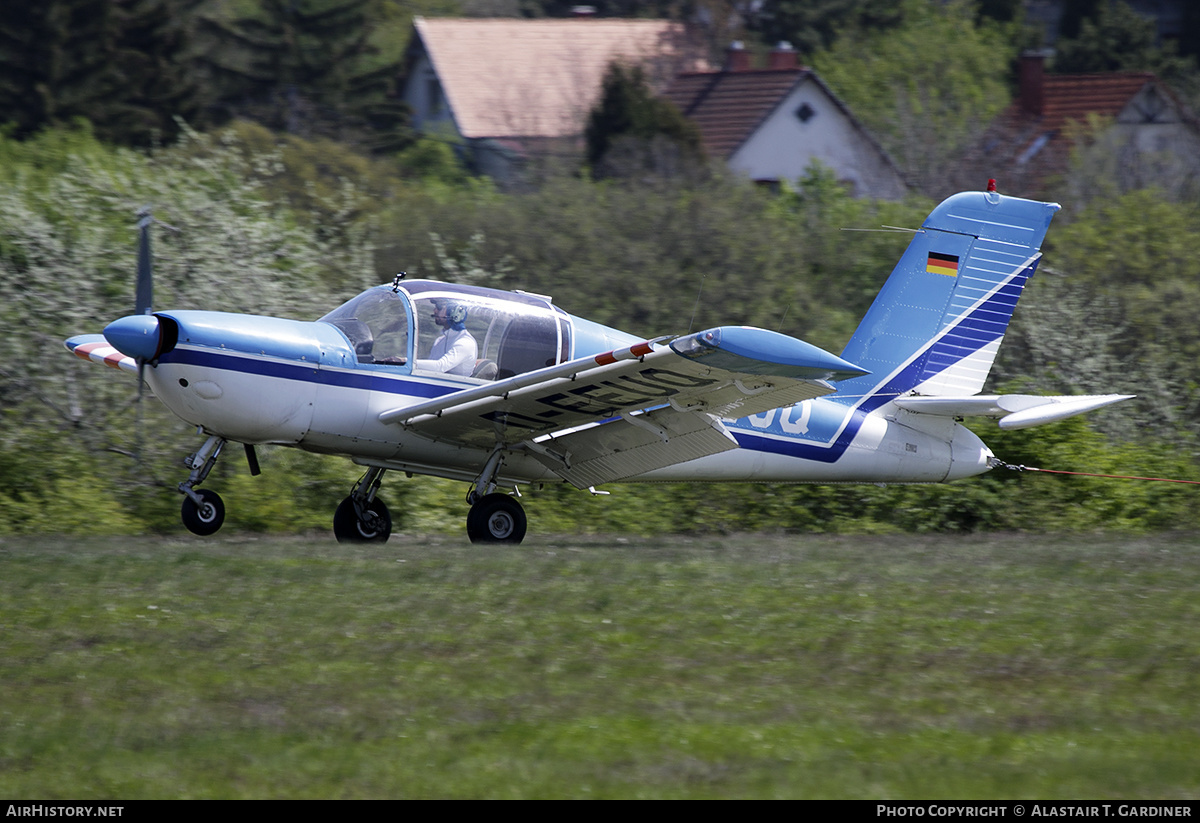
[[838, 190, 1060, 399]]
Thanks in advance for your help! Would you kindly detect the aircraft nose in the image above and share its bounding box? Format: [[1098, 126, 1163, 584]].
[[104, 314, 163, 361]]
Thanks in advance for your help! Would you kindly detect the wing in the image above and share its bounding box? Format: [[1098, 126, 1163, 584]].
[[379, 326, 868, 488], [65, 334, 139, 374]]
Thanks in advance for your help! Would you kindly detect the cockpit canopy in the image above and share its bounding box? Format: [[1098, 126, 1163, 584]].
[[319, 280, 572, 381]]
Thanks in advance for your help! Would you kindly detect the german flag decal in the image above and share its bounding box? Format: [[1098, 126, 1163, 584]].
[[926, 252, 959, 276]]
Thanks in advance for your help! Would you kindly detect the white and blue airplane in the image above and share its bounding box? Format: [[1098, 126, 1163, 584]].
[[66, 187, 1131, 543]]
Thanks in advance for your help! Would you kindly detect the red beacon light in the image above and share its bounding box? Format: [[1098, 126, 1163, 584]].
[[985, 178, 1000, 203]]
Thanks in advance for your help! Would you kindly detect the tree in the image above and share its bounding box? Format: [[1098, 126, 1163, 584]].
[[583, 61, 704, 179], [1053, 0, 1184, 75], [0, 0, 202, 145], [106, 0, 207, 143], [194, 0, 411, 150], [810, 0, 1014, 197], [751, 0, 904, 56], [0, 0, 114, 138]]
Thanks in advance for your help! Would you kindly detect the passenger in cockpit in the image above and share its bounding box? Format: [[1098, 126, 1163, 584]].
[[415, 300, 477, 376]]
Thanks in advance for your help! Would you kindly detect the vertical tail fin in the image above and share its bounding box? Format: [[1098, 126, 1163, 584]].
[[838, 191, 1060, 399]]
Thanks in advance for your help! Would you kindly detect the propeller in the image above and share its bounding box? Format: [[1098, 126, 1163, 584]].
[[102, 206, 161, 463], [134, 206, 154, 463], [104, 208, 170, 363], [136, 207, 153, 316]]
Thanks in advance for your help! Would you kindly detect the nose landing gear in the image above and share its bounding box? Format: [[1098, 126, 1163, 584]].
[[334, 466, 392, 543], [178, 435, 227, 535], [181, 488, 225, 536]]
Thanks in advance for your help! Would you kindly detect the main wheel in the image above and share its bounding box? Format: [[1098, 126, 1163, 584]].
[[181, 489, 225, 536], [333, 496, 392, 543], [466, 493, 527, 544]]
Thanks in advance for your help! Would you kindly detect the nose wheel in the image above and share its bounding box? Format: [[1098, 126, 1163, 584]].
[[178, 435, 228, 536], [467, 493, 527, 544], [333, 496, 392, 542], [333, 467, 392, 543], [181, 489, 225, 536]]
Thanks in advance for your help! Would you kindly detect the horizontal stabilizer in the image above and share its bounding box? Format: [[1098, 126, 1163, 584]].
[[894, 394, 1135, 429]]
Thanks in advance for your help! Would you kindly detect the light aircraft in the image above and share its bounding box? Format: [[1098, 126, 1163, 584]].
[[66, 187, 1131, 544]]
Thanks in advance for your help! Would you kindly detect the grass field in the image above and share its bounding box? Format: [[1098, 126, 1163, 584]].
[[1, 531, 1197, 799]]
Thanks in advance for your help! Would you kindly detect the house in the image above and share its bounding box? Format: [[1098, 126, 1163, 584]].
[[401, 16, 710, 179], [661, 42, 908, 199], [967, 52, 1200, 198]]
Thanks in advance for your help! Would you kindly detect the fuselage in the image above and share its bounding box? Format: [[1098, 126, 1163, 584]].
[[137, 280, 993, 488], [69, 191, 1085, 544]]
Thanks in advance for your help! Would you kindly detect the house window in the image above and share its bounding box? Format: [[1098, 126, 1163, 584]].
[[795, 103, 816, 124]]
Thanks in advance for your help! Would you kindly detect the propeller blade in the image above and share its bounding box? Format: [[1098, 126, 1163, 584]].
[[136, 207, 153, 315]]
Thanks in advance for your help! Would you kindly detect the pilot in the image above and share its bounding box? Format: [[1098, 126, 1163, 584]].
[[415, 300, 478, 376]]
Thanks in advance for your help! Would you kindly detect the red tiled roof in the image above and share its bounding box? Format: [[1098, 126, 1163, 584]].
[[663, 69, 806, 159], [413, 17, 710, 140], [967, 71, 1168, 198], [1031, 72, 1155, 133]]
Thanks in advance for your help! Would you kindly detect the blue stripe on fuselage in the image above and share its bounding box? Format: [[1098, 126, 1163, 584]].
[[157, 346, 457, 399]]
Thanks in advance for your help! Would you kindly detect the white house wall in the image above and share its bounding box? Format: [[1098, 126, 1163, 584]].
[[403, 50, 459, 136], [728, 79, 906, 199]]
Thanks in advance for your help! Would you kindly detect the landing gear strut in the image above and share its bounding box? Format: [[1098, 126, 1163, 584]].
[[334, 466, 392, 543], [465, 447, 526, 544], [179, 435, 227, 535]]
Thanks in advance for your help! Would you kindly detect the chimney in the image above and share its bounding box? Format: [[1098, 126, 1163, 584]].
[[1019, 51, 1047, 116], [725, 41, 751, 72], [767, 41, 798, 71]]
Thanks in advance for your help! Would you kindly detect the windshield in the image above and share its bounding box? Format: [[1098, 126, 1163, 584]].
[[319, 288, 410, 365]]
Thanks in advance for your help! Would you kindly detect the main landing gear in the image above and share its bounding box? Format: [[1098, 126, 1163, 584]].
[[466, 492, 527, 544], [333, 462, 527, 544], [464, 447, 527, 544]]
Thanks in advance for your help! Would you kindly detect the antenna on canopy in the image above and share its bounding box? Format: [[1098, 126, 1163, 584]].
[[776, 303, 791, 332], [687, 274, 706, 334]]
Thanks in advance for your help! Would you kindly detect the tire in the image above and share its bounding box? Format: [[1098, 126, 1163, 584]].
[[333, 496, 392, 543], [466, 493, 527, 544], [181, 489, 225, 536]]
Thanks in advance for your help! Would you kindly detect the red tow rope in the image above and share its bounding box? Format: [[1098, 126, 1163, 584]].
[[997, 462, 1200, 486]]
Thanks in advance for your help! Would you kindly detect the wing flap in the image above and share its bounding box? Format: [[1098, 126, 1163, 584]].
[[527, 407, 738, 489]]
